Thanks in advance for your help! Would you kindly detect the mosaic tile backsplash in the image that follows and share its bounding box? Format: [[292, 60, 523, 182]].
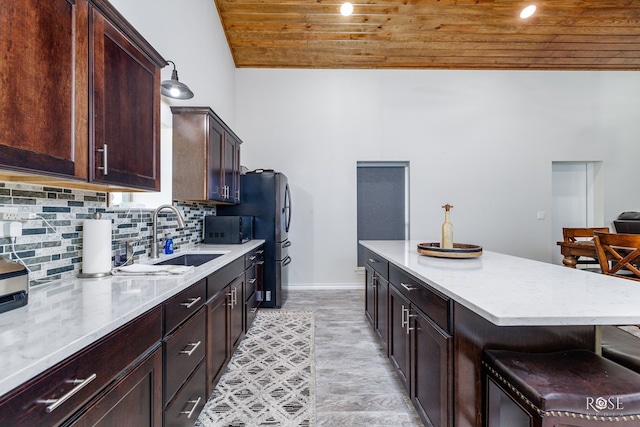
[[0, 182, 215, 287]]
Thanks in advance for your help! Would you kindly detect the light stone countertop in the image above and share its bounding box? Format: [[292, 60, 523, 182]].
[[360, 240, 640, 327], [0, 240, 264, 399]]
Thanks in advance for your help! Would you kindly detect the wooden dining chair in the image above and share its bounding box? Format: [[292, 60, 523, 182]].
[[594, 232, 640, 281], [561, 227, 609, 270]]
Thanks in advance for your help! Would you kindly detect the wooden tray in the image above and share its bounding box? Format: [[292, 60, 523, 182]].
[[417, 242, 483, 259]]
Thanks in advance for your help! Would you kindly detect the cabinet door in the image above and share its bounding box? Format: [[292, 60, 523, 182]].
[[365, 264, 376, 327], [229, 276, 245, 353], [0, 0, 88, 179], [411, 307, 452, 427], [206, 291, 229, 396], [375, 276, 389, 353], [389, 284, 410, 392], [90, 7, 160, 190], [207, 118, 225, 201], [223, 131, 241, 203], [67, 346, 162, 427]]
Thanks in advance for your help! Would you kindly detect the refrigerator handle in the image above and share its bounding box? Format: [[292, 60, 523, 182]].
[[282, 256, 292, 267], [282, 240, 292, 248], [284, 183, 292, 233]]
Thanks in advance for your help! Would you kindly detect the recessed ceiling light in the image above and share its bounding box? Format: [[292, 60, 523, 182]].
[[520, 4, 536, 19], [340, 2, 354, 16]]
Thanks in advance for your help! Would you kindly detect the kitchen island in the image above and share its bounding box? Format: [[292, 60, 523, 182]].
[[360, 240, 640, 427]]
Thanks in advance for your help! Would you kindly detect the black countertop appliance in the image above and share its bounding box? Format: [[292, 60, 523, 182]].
[[0, 256, 29, 314], [217, 169, 291, 308]]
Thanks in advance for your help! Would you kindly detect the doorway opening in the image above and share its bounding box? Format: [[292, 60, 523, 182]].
[[551, 161, 604, 265], [356, 161, 409, 267]]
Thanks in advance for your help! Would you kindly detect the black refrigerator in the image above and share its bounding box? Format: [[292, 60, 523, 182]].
[[217, 169, 292, 308]]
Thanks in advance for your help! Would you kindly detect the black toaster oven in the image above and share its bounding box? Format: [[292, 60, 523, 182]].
[[203, 216, 253, 244]]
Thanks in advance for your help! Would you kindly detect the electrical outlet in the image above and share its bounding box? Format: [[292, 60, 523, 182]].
[[0, 212, 36, 221]]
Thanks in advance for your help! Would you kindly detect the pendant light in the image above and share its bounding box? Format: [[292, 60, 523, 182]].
[[161, 60, 194, 99]]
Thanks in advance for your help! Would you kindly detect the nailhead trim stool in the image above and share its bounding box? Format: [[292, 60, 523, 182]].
[[483, 349, 640, 427]]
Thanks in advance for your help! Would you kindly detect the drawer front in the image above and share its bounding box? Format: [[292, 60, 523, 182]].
[[206, 257, 244, 299], [390, 265, 451, 333], [244, 249, 258, 270], [164, 279, 206, 335], [0, 306, 162, 427], [164, 308, 206, 406], [245, 291, 258, 332], [245, 265, 257, 299], [164, 360, 207, 427], [363, 247, 389, 279]]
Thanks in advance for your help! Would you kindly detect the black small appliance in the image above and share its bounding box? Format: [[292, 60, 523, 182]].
[[203, 216, 253, 244]]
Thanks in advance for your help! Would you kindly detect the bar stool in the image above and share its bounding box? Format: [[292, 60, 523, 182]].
[[483, 349, 640, 427]]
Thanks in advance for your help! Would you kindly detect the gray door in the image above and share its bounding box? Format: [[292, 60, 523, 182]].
[[357, 162, 409, 267]]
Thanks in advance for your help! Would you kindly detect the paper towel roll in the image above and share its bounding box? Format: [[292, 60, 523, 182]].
[[83, 219, 112, 275]]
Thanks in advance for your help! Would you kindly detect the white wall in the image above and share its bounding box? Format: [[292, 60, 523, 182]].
[[236, 69, 640, 288], [108, 0, 237, 206], [110, 0, 236, 126]]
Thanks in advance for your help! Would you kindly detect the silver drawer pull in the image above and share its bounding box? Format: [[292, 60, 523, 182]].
[[250, 307, 258, 313], [400, 282, 415, 292], [180, 396, 202, 418], [39, 373, 97, 413], [249, 256, 256, 261], [368, 258, 377, 263], [179, 341, 202, 357], [180, 296, 201, 309], [249, 278, 257, 284]]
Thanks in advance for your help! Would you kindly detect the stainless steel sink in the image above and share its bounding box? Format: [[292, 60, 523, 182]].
[[153, 253, 224, 267]]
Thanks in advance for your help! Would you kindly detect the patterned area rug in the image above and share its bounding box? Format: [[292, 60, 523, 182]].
[[196, 310, 316, 427]]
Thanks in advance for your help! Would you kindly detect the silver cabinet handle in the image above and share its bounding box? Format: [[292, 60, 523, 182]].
[[250, 307, 258, 313], [180, 396, 202, 418], [180, 296, 201, 309], [401, 305, 407, 328], [232, 288, 238, 306], [97, 144, 108, 175], [368, 258, 377, 263], [406, 313, 416, 335], [39, 373, 97, 413], [179, 341, 202, 357], [227, 290, 233, 306], [249, 256, 256, 261], [400, 282, 415, 292], [249, 278, 257, 284]]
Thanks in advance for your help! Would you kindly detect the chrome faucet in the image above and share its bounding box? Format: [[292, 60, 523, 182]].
[[151, 204, 186, 259]]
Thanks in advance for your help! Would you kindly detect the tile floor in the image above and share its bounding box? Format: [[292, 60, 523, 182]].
[[275, 289, 423, 427]]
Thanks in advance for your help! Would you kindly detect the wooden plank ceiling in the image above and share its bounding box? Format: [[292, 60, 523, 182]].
[[213, 0, 640, 70]]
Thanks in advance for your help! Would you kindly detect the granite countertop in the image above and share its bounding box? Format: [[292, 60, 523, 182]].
[[360, 240, 640, 327], [0, 240, 264, 399]]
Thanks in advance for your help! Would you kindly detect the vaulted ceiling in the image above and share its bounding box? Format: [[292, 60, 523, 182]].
[[213, 0, 640, 70]]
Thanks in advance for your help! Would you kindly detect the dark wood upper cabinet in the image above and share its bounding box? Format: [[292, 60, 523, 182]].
[[0, 0, 164, 191], [0, 0, 89, 179], [172, 107, 242, 204], [89, 1, 164, 190]]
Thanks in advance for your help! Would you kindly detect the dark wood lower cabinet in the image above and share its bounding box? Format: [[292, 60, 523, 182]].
[[389, 285, 410, 392], [67, 345, 163, 427], [229, 276, 244, 352], [163, 361, 206, 427], [206, 290, 229, 396], [375, 276, 389, 350], [411, 307, 452, 427], [388, 282, 452, 427]]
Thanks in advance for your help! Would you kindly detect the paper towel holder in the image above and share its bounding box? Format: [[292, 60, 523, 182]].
[[78, 212, 112, 279]]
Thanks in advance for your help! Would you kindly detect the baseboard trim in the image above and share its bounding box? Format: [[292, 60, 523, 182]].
[[285, 283, 364, 290]]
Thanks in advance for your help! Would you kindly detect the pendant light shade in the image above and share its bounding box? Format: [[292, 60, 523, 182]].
[[161, 60, 194, 99]]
